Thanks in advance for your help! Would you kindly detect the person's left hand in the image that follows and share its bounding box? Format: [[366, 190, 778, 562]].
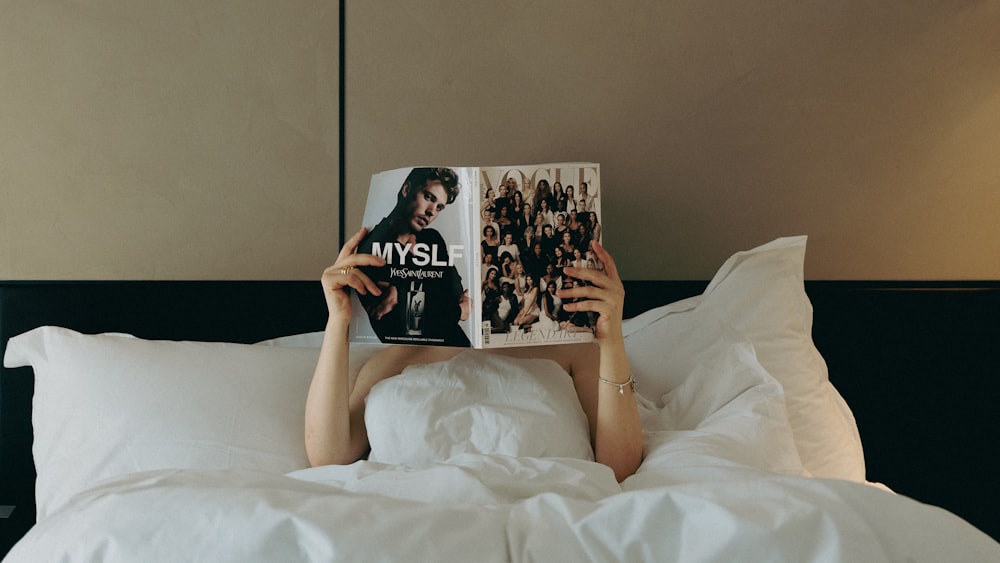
[[558, 240, 625, 345]]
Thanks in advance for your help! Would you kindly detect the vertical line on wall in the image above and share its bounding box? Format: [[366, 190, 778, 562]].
[[338, 0, 346, 249]]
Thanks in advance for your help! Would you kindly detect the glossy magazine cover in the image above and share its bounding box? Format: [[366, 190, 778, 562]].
[[477, 163, 601, 348], [350, 163, 601, 348]]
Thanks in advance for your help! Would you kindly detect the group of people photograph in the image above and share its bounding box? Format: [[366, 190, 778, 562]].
[[479, 174, 603, 335]]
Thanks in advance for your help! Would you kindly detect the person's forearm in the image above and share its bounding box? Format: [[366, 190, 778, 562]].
[[304, 318, 354, 466], [595, 337, 643, 482]]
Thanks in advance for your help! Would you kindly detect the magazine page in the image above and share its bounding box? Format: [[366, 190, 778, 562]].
[[349, 166, 478, 347], [476, 163, 602, 348]]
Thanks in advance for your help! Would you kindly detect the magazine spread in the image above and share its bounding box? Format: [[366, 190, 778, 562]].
[[349, 163, 602, 348]]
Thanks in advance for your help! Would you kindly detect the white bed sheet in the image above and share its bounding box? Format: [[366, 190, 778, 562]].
[[8, 464, 997, 562], [7, 338, 998, 562]]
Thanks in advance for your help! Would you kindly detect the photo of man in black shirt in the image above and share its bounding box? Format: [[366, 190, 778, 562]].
[[356, 167, 471, 346]]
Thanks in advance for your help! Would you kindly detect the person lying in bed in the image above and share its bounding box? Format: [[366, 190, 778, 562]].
[[305, 228, 643, 482]]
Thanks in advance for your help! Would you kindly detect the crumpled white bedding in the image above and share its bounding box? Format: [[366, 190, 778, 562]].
[[7, 340, 999, 562], [8, 463, 998, 562]]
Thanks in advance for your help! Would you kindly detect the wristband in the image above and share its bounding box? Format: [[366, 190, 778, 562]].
[[598, 374, 636, 396]]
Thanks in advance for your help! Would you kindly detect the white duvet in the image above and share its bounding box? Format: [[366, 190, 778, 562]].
[[10, 464, 997, 563], [7, 340, 999, 562]]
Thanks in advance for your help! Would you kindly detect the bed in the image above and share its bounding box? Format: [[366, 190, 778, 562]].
[[1, 237, 998, 561]]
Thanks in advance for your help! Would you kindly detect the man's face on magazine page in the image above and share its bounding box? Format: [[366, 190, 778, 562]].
[[404, 180, 448, 233]]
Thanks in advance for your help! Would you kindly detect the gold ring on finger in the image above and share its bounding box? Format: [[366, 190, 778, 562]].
[[339, 266, 353, 276]]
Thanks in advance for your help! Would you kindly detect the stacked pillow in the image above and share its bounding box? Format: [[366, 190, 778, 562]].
[[623, 236, 865, 481], [5, 329, 320, 518]]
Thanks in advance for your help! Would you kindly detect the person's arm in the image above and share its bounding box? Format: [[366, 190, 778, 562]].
[[304, 228, 386, 466], [560, 241, 643, 482]]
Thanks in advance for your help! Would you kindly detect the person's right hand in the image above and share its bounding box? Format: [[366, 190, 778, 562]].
[[321, 227, 386, 322]]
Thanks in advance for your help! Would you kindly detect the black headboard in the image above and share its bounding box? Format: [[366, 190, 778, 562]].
[[2, 280, 999, 554], [805, 281, 1000, 543]]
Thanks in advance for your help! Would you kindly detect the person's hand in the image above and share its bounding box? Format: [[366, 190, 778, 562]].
[[321, 228, 386, 322], [557, 240, 625, 345]]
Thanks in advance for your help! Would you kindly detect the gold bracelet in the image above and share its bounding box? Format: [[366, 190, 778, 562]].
[[598, 374, 636, 396]]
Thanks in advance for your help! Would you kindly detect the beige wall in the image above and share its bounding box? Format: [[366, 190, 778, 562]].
[[0, 1, 340, 280], [3, 2, 999, 281], [345, 1, 1000, 280]]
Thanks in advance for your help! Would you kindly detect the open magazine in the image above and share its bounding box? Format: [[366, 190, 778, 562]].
[[349, 163, 603, 348]]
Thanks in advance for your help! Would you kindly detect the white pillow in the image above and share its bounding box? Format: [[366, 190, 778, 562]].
[[364, 350, 594, 468], [627, 330, 805, 491], [622, 236, 865, 482], [3, 327, 321, 519], [255, 331, 327, 348], [256, 332, 388, 387]]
